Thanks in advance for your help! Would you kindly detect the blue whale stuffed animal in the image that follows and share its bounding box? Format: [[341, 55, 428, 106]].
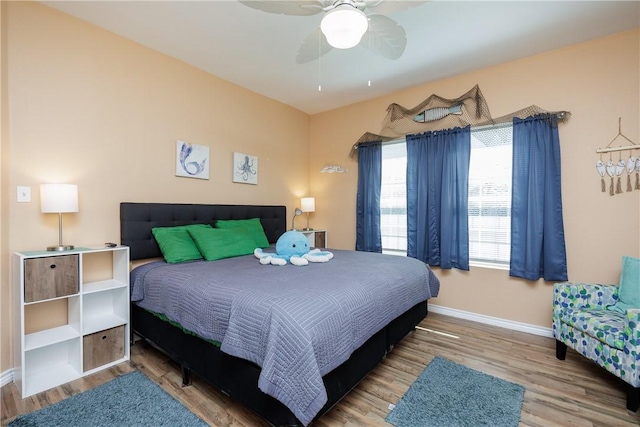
[[254, 230, 333, 266]]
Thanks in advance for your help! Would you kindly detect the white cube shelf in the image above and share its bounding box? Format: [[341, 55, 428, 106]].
[[13, 245, 130, 397]]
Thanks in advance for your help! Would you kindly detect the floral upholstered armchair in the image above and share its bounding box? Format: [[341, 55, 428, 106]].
[[552, 256, 640, 411]]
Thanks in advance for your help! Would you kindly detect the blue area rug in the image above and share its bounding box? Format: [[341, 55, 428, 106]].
[[9, 371, 207, 427], [386, 356, 525, 427]]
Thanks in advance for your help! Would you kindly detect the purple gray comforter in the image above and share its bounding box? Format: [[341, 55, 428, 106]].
[[130, 249, 439, 425]]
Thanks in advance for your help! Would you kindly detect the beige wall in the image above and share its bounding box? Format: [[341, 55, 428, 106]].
[[1, 0, 10, 381], [1, 2, 639, 375], [1, 2, 309, 372], [310, 29, 640, 328]]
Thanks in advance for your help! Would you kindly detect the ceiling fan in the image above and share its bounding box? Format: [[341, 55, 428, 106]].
[[238, 0, 424, 64]]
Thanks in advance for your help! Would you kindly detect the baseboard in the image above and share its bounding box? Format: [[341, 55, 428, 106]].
[[0, 368, 14, 388], [428, 304, 553, 338]]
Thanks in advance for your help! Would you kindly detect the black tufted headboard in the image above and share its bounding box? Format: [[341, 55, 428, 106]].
[[120, 202, 287, 260]]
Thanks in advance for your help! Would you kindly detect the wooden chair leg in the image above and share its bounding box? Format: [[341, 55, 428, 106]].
[[627, 385, 640, 412], [555, 340, 567, 360]]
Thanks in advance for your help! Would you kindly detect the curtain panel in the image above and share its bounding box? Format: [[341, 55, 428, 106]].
[[510, 115, 568, 281], [406, 127, 471, 270], [356, 142, 382, 252]]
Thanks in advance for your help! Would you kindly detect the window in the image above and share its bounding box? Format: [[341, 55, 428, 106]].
[[380, 124, 513, 267], [381, 142, 407, 255], [468, 125, 513, 266]]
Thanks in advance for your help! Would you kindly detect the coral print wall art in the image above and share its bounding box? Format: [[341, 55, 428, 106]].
[[175, 140, 210, 180], [233, 152, 258, 185]]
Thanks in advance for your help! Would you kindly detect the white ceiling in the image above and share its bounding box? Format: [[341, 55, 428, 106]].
[[43, 1, 639, 115]]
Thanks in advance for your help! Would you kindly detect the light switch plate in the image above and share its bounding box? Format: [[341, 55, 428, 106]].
[[17, 186, 31, 202]]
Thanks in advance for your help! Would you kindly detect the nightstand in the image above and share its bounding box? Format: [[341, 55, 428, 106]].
[[301, 230, 327, 248], [13, 245, 130, 397]]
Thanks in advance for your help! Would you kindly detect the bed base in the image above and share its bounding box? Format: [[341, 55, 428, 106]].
[[132, 301, 427, 426], [121, 202, 430, 425]]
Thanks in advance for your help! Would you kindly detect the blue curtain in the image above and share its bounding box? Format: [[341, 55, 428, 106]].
[[356, 142, 382, 252], [510, 115, 567, 281], [406, 127, 471, 270]]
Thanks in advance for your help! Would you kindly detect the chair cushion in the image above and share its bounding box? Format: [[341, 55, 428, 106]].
[[559, 307, 627, 350], [608, 256, 640, 314]]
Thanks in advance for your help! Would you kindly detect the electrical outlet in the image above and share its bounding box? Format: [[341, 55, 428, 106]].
[[17, 186, 31, 203]]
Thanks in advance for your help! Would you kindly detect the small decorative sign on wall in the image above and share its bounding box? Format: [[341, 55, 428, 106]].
[[176, 140, 210, 180], [233, 152, 258, 185]]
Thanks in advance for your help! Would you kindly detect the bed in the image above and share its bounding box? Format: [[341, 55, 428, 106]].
[[121, 202, 440, 426]]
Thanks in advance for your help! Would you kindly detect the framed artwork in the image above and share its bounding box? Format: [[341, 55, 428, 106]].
[[233, 152, 258, 185], [175, 140, 209, 180]]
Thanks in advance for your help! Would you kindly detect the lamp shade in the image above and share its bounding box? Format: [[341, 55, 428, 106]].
[[40, 184, 78, 213], [301, 197, 315, 213], [320, 4, 368, 49]]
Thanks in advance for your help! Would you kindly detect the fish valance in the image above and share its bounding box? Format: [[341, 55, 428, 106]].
[[350, 84, 569, 157]]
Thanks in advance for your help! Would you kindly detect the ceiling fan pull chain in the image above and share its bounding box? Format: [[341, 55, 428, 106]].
[[367, 17, 372, 87], [318, 29, 323, 92]]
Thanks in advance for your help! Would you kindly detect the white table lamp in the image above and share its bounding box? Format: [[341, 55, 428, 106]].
[[301, 197, 315, 231], [41, 184, 78, 251]]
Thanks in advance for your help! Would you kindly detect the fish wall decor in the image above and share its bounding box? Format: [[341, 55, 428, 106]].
[[596, 155, 640, 195], [320, 163, 348, 174], [626, 156, 636, 192], [595, 118, 639, 195], [615, 159, 626, 194], [596, 160, 606, 192]]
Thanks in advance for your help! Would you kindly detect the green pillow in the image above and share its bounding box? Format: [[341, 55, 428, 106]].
[[151, 224, 211, 263], [215, 218, 270, 248], [187, 227, 257, 261], [608, 256, 640, 314]]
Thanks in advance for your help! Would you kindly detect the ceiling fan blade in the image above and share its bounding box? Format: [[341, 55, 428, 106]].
[[238, 0, 326, 16], [364, 0, 427, 15], [362, 14, 407, 60], [296, 28, 333, 64]]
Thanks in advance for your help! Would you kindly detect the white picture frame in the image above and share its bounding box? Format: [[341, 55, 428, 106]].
[[175, 140, 210, 180], [233, 152, 258, 185]]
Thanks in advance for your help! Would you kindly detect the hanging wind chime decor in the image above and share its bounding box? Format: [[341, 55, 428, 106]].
[[596, 118, 639, 196]]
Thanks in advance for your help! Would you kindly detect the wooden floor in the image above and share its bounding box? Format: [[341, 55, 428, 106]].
[[2, 312, 639, 426]]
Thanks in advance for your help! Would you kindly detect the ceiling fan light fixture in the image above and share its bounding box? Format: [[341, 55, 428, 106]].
[[320, 4, 368, 49]]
